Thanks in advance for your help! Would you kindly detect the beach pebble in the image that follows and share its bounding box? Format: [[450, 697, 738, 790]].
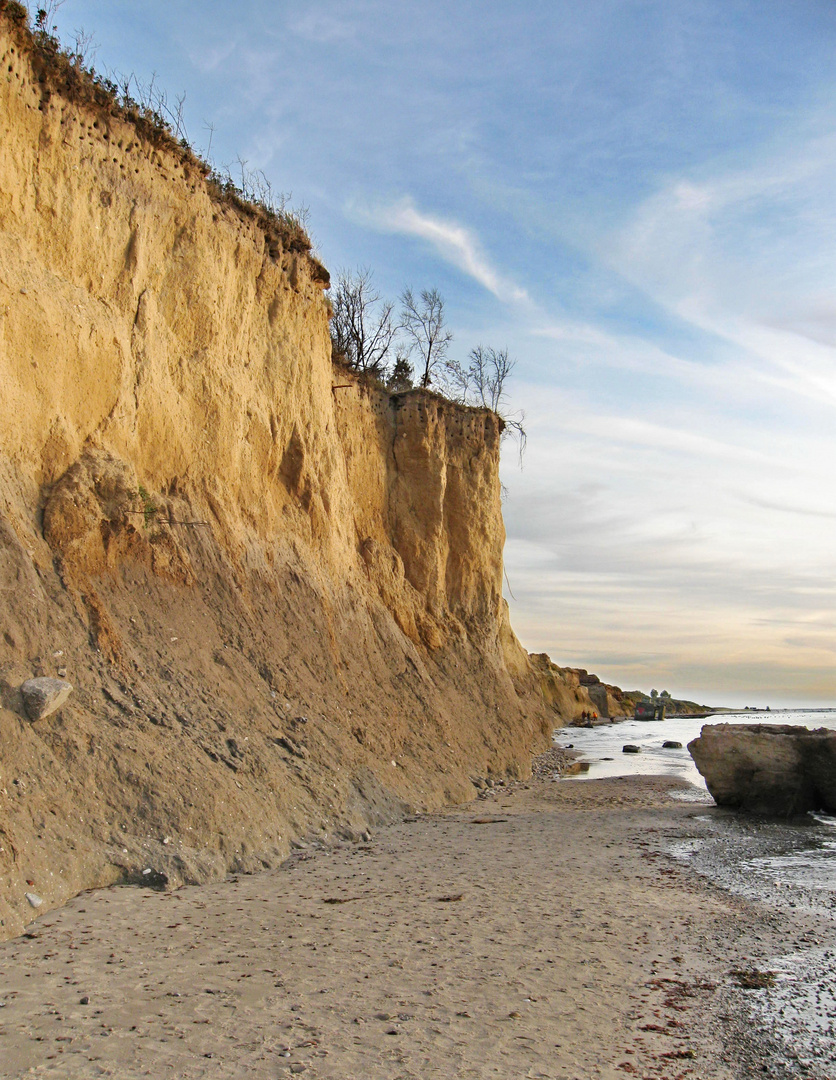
[[622, 745, 641, 754], [25, 892, 43, 908], [663, 740, 683, 749]]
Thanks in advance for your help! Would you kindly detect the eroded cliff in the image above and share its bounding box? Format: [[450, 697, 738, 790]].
[[0, 10, 553, 938]]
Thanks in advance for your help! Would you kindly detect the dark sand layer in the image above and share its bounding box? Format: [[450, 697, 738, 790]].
[[0, 773, 831, 1079]]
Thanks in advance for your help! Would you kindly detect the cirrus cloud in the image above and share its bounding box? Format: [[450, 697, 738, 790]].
[[353, 197, 529, 303]]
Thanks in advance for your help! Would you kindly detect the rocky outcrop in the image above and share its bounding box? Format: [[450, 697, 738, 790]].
[[529, 656, 636, 721], [0, 12, 552, 938], [688, 724, 836, 816]]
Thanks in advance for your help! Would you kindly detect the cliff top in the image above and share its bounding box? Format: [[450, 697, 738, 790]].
[[0, 0, 328, 282]]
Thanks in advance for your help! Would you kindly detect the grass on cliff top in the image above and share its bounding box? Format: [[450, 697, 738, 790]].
[[0, 0, 316, 261]]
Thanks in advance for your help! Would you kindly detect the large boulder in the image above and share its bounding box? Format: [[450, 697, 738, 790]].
[[688, 724, 836, 816]]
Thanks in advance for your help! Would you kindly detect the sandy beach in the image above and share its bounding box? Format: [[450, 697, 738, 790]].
[[0, 770, 831, 1080]]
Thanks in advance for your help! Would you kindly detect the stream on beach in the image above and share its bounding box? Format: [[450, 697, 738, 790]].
[[557, 710, 836, 1076]]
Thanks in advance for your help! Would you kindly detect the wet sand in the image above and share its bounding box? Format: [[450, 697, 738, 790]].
[[0, 772, 831, 1079]]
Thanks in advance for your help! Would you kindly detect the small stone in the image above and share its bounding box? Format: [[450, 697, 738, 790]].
[[21, 678, 73, 721], [663, 740, 683, 749], [622, 745, 641, 754], [290, 1066, 307, 1074], [374, 1012, 391, 1021], [25, 892, 43, 908], [79, 996, 90, 1005]]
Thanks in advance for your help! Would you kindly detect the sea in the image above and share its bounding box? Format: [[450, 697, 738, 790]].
[[556, 709, 836, 1076]]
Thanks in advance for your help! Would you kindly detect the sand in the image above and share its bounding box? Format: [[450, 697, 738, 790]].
[[0, 773, 824, 1080]]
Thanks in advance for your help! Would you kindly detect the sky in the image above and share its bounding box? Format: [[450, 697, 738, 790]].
[[48, 0, 836, 707]]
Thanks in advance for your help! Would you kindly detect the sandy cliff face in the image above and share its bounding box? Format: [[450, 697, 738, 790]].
[[0, 14, 551, 938]]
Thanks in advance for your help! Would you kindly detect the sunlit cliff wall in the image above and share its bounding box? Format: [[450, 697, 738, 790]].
[[0, 10, 551, 938]]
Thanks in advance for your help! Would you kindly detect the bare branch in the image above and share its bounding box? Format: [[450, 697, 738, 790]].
[[399, 287, 453, 388], [330, 268, 398, 376]]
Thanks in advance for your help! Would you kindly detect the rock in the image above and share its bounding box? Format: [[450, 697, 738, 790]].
[[587, 683, 609, 718], [21, 677, 73, 721], [24, 892, 43, 908], [688, 724, 836, 816], [79, 996, 90, 1005], [622, 744, 641, 754], [663, 740, 683, 749]]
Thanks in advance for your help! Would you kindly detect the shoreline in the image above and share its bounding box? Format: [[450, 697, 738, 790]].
[[0, 771, 831, 1079]]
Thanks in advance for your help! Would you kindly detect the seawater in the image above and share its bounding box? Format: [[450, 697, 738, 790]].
[[556, 709, 836, 890], [557, 708, 836, 790], [557, 709, 836, 1075]]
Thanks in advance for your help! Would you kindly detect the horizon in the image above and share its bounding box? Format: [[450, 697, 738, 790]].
[[45, 0, 836, 709]]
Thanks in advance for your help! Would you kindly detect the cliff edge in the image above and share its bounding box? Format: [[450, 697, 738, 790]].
[[0, 10, 552, 938]]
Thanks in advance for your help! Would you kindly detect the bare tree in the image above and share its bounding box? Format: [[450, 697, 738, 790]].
[[330, 268, 398, 376], [438, 356, 470, 404], [467, 345, 515, 413], [477, 346, 526, 461], [399, 287, 453, 388], [69, 26, 98, 69], [439, 345, 527, 461]]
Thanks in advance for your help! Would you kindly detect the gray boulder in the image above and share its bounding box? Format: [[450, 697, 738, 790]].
[[688, 723, 836, 816], [21, 677, 73, 721]]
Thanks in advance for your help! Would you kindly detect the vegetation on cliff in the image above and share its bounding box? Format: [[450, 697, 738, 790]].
[[329, 267, 527, 453]]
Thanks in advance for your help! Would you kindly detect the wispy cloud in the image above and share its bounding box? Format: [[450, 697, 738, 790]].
[[286, 8, 362, 44], [736, 495, 836, 521], [531, 321, 616, 348], [600, 118, 836, 412], [354, 198, 529, 303]]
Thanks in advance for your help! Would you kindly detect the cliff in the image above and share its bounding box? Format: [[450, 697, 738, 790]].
[[0, 10, 553, 938]]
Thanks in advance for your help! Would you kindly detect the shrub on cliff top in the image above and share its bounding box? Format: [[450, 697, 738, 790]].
[[0, 1, 28, 24]]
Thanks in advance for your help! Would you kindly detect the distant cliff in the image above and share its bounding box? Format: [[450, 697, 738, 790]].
[[0, 8, 557, 938]]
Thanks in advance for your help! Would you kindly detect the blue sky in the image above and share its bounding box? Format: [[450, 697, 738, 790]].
[[49, 0, 836, 706]]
